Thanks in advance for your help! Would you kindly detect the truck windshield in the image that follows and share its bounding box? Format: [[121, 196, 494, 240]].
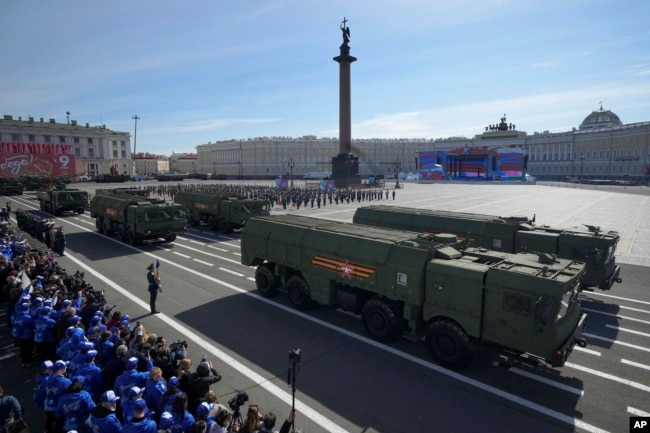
[[556, 280, 579, 322], [144, 208, 186, 221]]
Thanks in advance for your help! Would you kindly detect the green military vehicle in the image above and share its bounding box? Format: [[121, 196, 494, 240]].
[[37, 188, 88, 216], [0, 178, 23, 196], [173, 190, 270, 233], [353, 205, 621, 290], [241, 214, 587, 368], [90, 192, 188, 244]]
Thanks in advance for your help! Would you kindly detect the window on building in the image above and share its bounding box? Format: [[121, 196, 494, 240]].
[[28, 134, 35, 142], [88, 138, 93, 144], [11, 133, 21, 141], [74, 137, 79, 143], [606, 150, 610, 158], [43, 135, 51, 143], [113, 150, 118, 158], [121, 140, 126, 147], [121, 150, 127, 158], [112, 140, 117, 146], [88, 148, 95, 158], [59, 136, 66, 143], [75, 147, 81, 157]]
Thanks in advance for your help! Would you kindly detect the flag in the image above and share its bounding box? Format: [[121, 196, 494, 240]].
[[156, 259, 160, 269]]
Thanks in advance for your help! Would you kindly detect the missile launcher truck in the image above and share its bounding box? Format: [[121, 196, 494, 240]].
[[89, 192, 188, 244], [37, 188, 88, 216], [173, 190, 270, 233], [241, 214, 587, 368], [353, 205, 621, 291]]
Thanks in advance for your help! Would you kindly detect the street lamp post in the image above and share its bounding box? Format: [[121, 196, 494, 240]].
[[132, 115, 140, 155], [395, 158, 402, 189], [288, 157, 295, 187]]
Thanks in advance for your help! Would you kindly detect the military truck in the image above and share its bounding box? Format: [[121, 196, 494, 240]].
[[95, 187, 149, 198], [37, 188, 88, 216], [0, 178, 23, 196], [89, 192, 188, 244], [173, 191, 270, 233], [353, 205, 621, 291], [241, 214, 587, 368]]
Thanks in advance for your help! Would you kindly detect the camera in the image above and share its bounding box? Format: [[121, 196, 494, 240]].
[[227, 391, 249, 411], [168, 340, 188, 351], [289, 348, 301, 365]]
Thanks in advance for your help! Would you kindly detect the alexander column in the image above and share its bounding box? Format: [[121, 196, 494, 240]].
[[332, 17, 360, 188]]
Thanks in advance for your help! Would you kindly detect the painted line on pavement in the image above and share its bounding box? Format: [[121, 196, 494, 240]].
[[218, 267, 245, 277], [492, 362, 584, 396], [584, 333, 650, 353], [581, 307, 650, 326], [565, 362, 650, 393], [605, 324, 650, 338], [574, 346, 601, 357], [587, 292, 650, 306], [621, 359, 650, 372], [628, 407, 650, 417]]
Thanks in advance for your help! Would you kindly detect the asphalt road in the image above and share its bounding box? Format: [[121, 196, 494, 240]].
[[2, 180, 649, 433]]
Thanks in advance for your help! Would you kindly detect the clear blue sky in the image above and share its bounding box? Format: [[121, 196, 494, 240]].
[[2, 1, 649, 156]]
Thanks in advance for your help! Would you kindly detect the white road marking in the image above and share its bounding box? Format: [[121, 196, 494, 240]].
[[581, 307, 650, 325], [172, 252, 191, 259], [218, 267, 245, 277], [492, 362, 584, 396], [587, 292, 650, 306], [565, 362, 650, 393], [628, 406, 650, 417], [574, 346, 601, 356], [208, 246, 228, 252], [193, 259, 214, 267], [605, 324, 650, 338], [584, 333, 650, 353], [621, 359, 650, 372]]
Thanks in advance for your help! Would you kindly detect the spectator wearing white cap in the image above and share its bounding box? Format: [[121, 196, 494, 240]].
[[157, 412, 173, 433], [123, 399, 156, 433], [55, 377, 96, 433], [44, 360, 71, 433], [122, 386, 146, 423], [90, 391, 122, 433], [33, 360, 54, 412]]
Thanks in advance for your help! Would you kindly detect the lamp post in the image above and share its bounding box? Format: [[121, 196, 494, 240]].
[[394, 158, 402, 189], [66, 111, 70, 124], [580, 155, 584, 183], [288, 157, 295, 187], [132, 115, 140, 155]]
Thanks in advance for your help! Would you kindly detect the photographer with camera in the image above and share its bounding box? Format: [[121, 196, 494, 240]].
[[153, 339, 187, 380], [186, 358, 222, 415]]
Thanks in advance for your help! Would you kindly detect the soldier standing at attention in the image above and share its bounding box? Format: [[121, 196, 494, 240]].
[[147, 264, 162, 315], [53, 226, 66, 256]]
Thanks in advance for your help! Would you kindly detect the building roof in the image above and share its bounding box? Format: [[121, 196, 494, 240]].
[[579, 106, 622, 130]]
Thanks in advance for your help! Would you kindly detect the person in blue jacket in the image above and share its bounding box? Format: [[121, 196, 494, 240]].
[[168, 394, 194, 433], [12, 302, 35, 367], [114, 357, 152, 400], [33, 360, 54, 411], [44, 360, 72, 433], [34, 306, 57, 363], [76, 350, 104, 402], [55, 378, 96, 433], [123, 399, 157, 433], [90, 391, 122, 433]]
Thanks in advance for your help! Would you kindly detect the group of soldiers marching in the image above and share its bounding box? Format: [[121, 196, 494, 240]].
[[14, 209, 66, 256]]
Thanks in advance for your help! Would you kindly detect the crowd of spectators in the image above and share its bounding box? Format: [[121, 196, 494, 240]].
[[0, 215, 300, 433]]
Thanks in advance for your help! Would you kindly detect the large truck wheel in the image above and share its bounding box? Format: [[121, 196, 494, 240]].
[[255, 264, 279, 297], [361, 298, 401, 343], [77, 208, 84, 215], [425, 319, 474, 369], [207, 216, 218, 230], [96, 218, 104, 234], [164, 234, 177, 243], [219, 218, 233, 233], [128, 231, 142, 245], [286, 275, 312, 310]]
